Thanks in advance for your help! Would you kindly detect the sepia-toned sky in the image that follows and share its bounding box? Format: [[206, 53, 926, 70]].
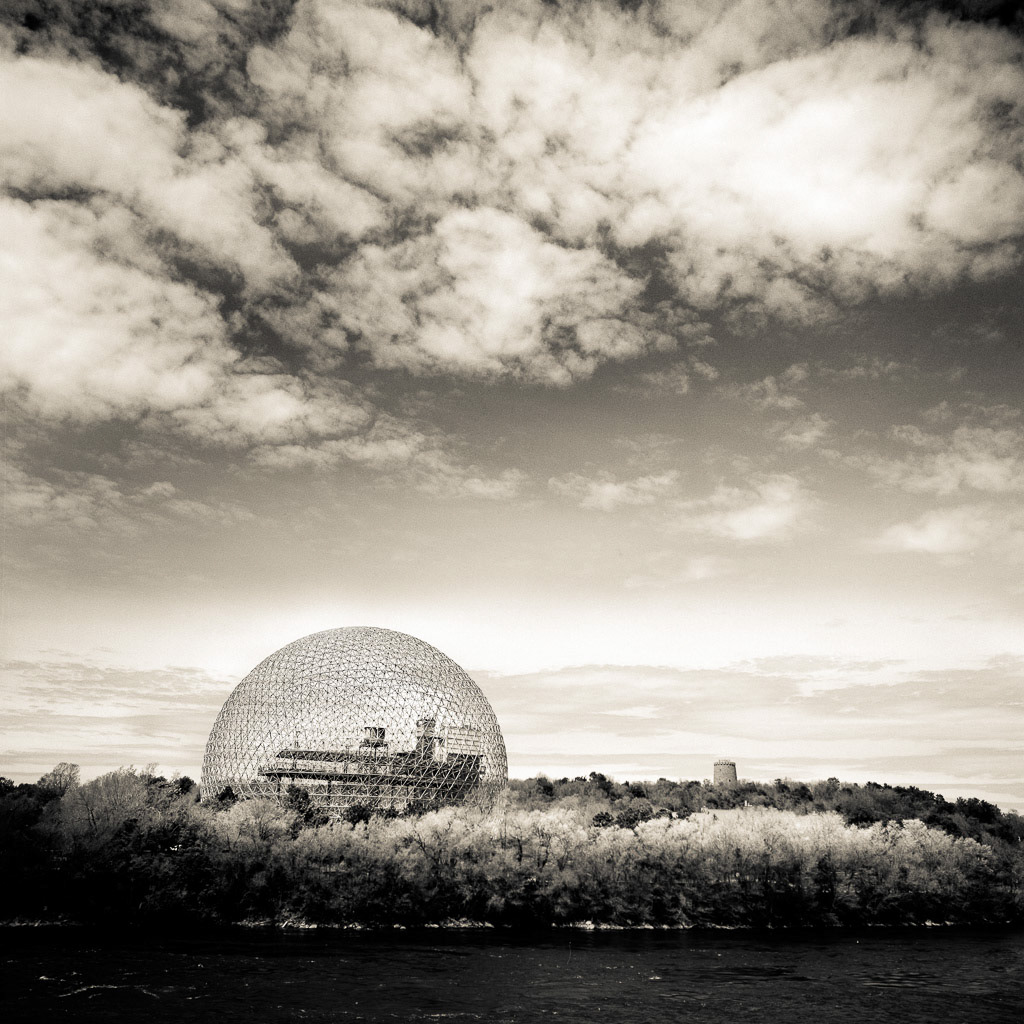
[[2, 0, 1023, 808]]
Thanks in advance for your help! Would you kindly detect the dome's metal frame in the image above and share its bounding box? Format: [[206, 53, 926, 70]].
[[201, 627, 507, 816]]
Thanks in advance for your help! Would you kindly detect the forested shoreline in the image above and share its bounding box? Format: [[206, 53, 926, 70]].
[[2, 766, 1022, 931]]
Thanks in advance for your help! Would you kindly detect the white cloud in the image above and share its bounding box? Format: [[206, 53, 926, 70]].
[[865, 424, 1024, 495], [775, 412, 833, 449], [4, 0, 1024, 514], [618, 13, 1024, 312], [677, 473, 816, 542], [549, 467, 816, 538], [874, 506, 992, 555], [817, 356, 912, 381], [0, 195, 519, 501], [0, 197, 371, 448], [247, 0, 478, 211], [720, 364, 809, 410], [5, 0, 1024, 404], [872, 504, 1024, 559], [0, 52, 294, 288], [330, 206, 653, 383], [549, 470, 681, 511], [251, 413, 528, 499], [0, 197, 232, 421], [443, 469, 527, 501], [625, 355, 720, 396], [237, 122, 386, 242], [2, 459, 253, 532], [167, 375, 371, 447]]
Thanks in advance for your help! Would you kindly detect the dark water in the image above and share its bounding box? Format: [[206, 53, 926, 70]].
[[2, 927, 1022, 1023]]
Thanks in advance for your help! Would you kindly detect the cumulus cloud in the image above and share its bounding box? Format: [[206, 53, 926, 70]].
[[720, 364, 810, 410], [838, 404, 1024, 559], [2, 459, 254, 532], [549, 466, 816, 538], [676, 473, 817, 541], [0, 191, 521, 498], [3, 0, 1023, 415], [774, 412, 833, 449], [3, 0, 1024, 529], [329, 206, 656, 382], [874, 505, 994, 554], [251, 412, 528, 499], [620, 355, 720, 396], [549, 469, 681, 511], [872, 504, 1024, 558], [0, 195, 375, 448], [623, 9, 1024, 312], [1, 198, 231, 421], [0, 53, 294, 288], [864, 423, 1024, 495], [818, 356, 915, 381]]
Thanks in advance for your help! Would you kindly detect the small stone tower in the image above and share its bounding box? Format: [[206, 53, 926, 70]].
[[714, 759, 738, 786]]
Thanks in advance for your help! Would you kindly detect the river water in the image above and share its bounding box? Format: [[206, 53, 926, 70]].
[[2, 927, 1022, 1023]]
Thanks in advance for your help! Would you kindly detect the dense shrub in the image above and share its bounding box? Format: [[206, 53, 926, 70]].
[[0, 767, 1020, 929]]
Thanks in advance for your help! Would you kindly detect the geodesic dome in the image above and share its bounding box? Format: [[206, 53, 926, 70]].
[[201, 627, 507, 815]]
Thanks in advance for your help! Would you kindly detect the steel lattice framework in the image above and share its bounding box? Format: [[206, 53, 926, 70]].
[[201, 627, 507, 815]]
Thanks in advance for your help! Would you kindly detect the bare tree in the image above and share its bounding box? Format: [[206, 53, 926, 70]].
[[37, 762, 80, 797]]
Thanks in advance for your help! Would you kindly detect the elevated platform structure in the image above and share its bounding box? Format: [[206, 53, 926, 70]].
[[258, 740, 482, 812]]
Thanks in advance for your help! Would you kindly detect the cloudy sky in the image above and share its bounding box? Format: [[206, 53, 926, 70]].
[[2, 0, 1023, 808]]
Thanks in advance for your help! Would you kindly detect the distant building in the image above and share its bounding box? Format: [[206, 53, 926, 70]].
[[714, 759, 738, 786]]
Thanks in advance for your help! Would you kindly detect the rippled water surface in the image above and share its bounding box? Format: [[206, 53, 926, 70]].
[[3, 928, 1022, 1023]]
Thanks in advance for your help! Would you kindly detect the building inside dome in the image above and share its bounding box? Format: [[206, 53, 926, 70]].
[[201, 627, 507, 816]]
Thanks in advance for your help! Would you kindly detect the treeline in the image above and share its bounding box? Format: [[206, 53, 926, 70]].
[[1, 765, 1021, 930], [510, 773, 1024, 847]]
